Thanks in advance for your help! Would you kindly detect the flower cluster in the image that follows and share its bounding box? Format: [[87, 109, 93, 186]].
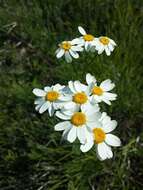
[[56, 26, 117, 63], [33, 73, 121, 161]]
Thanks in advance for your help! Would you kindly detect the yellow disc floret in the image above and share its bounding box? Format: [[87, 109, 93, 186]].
[[71, 112, 86, 126], [92, 86, 103, 96], [99, 37, 109, 45], [60, 41, 71, 51], [46, 91, 59, 102], [93, 128, 105, 143], [73, 92, 88, 104], [83, 34, 94, 41]]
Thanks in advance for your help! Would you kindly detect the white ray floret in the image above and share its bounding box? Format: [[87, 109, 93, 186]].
[[86, 73, 117, 105], [33, 84, 70, 116], [77, 26, 98, 51], [55, 106, 101, 144], [80, 112, 121, 160], [62, 80, 99, 112], [95, 36, 117, 56], [56, 39, 83, 63]]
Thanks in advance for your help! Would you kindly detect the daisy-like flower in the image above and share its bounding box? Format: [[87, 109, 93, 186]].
[[62, 80, 99, 112], [55, 107, 101, 143], [56, 39, 83, 63], [95, 36, 117, 56], [80, 112, 121, 160], [86, 73, 117, 105], [77, 26, 98, 51], [33, 84, 70, 116]]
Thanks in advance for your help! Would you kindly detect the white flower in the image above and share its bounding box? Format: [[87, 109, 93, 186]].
[[33, 84, 70, 116], [95, 36, 117, 56], [86, 73, 117, 105], [77, 26, 98, 51], [62, 80, 99, 112], [56, 39, 83, 63], [80, 112, 121, 161], [55, 107, 101, 143]]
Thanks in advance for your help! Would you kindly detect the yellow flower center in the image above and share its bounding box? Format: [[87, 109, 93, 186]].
[[60, 41, 71, 51], [46, 91, 59, 102], [83, 34, 94, 41], [73, 92, 88, 104], [71, 112, 86, 127], [99, 37, 109, 45], [92, 86, 103, 96], [93, 128, 105, 143]]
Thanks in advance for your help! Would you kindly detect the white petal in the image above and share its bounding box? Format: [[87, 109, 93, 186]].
[[101, 96, 111, 105], [85, 41, 90, 51], [71, 38, 82, 45], [35, 104, 42, 111], [64, 102, 76, 110], [91, 38, 99, 46], [74, 81, 83, 92], [97, 45, 104, 54], [33, 88, 46, 97], [110, 39, 117, 46], [39, 102, 50, 114], [80, 141, 94, 152], [99, 112, 108, 122], [56, 48, 65, 58], [92, 95, 102, 103], [61, 109, 74, 116], [68, 81, 76, 93], [108, 43, 114, 52], [55, 48, 60, 54], [103, 92, 117, 100], [69, 50, 79, 59], [102, 120, 117, 133], [94, 40, 102, 50], [44, 86, 52, 92], [74, 81, 87, 92], [62, 86, 72, 95], [34, 98, 44, 105], [100, 79, 115, 91], [54, 121, 71, 131], [86, 73, 96, 85], [53, 84, 64, 91], [67, 127, 77, 143], [78, 26, 86, 35], [71, 45, 83, 52], [53, 102, 65, 110], [77, 126, 86, 143], [105, 46, 111, 56], [82, 103, 101, 116], [58, 95, 72, 101], [65, 51, 72, 63], [97, 142, 113, 160], [55, 111, 71, 120], [49, 104, 55, 116], [105, 134, 121, 147], [62, 126, 71, 140]]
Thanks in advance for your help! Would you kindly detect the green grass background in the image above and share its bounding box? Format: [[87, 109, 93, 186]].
[[0, 0, 143, 189]]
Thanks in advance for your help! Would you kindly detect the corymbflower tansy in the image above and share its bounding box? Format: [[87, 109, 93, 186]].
[[56, 40, 83, 63], [33, 73, 120, 161], [86, 73, 117, 105], [55, 107, 101, 143], [80, 112, 121, 160], [62, 80, 99, 112], [33, 84, 70, 116], [95, 36, 117, 56], [77, 26, 98, 51]]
